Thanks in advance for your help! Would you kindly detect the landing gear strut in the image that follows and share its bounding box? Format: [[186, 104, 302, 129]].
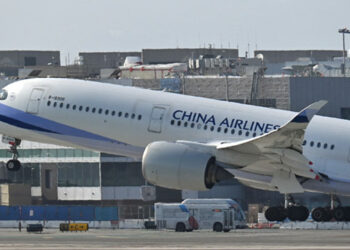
[[265, 194, 309, 222], [5, 138, 21, 171]]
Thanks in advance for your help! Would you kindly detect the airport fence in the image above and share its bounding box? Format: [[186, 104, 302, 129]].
[[0, 205, 118, 221]]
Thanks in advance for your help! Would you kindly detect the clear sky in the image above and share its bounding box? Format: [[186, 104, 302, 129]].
[[1, 0, 349, 64]]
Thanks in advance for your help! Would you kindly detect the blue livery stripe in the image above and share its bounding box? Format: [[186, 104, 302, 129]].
[[0, 103, 124, 144]]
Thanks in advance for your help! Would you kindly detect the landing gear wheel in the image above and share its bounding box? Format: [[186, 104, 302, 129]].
[[265, 206, 287, 222], [6, 159, 21, 171], [312, 207, 325, 222], [175, 222, 186, 232], [323, 207, 333, 221], [312, 207, 332, 222], [344, 207, 350, 221], [287, 206, 309, 221], [333, 207, 346, 221], [223, 229, 230, 233], [213, 222, 223, 232]]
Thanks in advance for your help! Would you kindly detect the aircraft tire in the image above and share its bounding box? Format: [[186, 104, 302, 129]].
[[213, 222, 223, 232], [175, 222, 186, 232], [344, 207, 350, 221], [333, 207, 346, 221], [287, 206, 309, 221], [265, 206, 286, 222], [312, 207, 333, 222], [323, 207, 333, 221], [6, 159, 21, 171]]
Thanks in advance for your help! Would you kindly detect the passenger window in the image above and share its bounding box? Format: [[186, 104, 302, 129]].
[[177, 121, 181, 126], [92, 107, 96, 113], [47, 101, 51, 106], [105, 110, 109, 115], [302, 140, 306, 145], [111, 111, 116, 116], [138, 115, 142, 120], [53, 102, 57, 107], [204, 125, 208, 130], [184, 122, 188, 127], [66, 104, 70, 109], [231, 129, 235, 134], [197, 124, 202, 129], [85, 107, 89, 112], [224, 128, 228, 134], [118, 112, 122, 117], [131, 113, 135, 119], [124, 113, 129, 118], [217, 127, 221, 132], [253, 132, 257, 137], [317, 142, 321, 148], [72, 105, 76, 110], [79, 106, 83, 111], [191, 123, 195, 128], [98, 108, 102, 114], [324, 143, 328, 149], [59, 103, 63, 108], [238, 130, 242, 136], [210, 126, 214, 131], [330, 145, 335, 150], [245, 131, 250, 137], [170, 120, 175, 125], [310, 141, 314, 147]]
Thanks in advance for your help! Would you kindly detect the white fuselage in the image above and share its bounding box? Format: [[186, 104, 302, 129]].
[[1, 78, 350, 193]]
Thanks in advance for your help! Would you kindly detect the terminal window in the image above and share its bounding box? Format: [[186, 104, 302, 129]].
[[101, 162, 144, 186], [24, 57, 37, 66], [341, 108, 350, 120], [58, 163, 100, 187]]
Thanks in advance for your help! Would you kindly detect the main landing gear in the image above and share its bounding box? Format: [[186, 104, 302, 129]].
[[265, 194, 350, 222], [4, 137, 22, 171], [265, 194, 309, 222], [311, 195, 350, 222]]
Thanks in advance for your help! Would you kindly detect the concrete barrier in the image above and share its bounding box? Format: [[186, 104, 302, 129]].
[[281, 222, 350, 230]]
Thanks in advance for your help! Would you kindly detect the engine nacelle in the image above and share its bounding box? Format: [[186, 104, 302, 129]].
[[142, 141, 232, 191]]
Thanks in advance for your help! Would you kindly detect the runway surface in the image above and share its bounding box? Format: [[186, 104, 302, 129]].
[[0, 228, 349, 249]]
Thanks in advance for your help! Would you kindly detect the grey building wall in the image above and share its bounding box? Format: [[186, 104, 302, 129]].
[[255, 50, 345, 75], [79, 52, 141, 76], [0, 50, 60, 76], [254, 50, 344, 64], [142, 48, 238, 64], [133, 76, 290, 110], [289, 77, 350, 118]]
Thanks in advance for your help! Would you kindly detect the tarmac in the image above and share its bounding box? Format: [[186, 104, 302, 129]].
[[0, 228, 350, 249]]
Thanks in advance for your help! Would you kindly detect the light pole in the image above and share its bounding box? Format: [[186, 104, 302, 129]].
[[338, 28, 350, 76]]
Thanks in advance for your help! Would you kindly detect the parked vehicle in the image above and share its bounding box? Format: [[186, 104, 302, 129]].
[[155, 199, 246, 232]]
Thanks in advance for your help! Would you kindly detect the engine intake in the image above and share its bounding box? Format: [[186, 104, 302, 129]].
[[142, 141, 232, 190]]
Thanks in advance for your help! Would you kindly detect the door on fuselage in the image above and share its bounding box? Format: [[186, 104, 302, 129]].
[[26, 88, 45, 114], [148, 106, 166, 133]]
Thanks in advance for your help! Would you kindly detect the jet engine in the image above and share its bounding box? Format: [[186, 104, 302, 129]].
[[142, 141, 233, 190]]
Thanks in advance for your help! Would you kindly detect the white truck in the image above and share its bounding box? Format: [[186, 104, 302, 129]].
[[155, 199, 246, 232]]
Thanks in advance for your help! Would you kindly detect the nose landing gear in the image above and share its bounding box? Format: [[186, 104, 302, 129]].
[[2, 136, 22, 171]]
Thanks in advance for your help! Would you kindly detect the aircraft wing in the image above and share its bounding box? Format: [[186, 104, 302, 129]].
[[179, 100, 328, 194], [217, 100, 327, 193]]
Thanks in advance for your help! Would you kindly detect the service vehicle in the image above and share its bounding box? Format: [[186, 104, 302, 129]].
[[155, 199, 246, 232]]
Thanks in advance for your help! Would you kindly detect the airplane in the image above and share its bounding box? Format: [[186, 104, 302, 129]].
[[0, 78, 350, 223]]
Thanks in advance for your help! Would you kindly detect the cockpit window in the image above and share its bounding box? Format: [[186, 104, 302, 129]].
[[0, 89, 8, 100]]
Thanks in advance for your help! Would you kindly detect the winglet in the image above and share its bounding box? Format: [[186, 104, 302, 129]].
[[291, 100, 328, 123]]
